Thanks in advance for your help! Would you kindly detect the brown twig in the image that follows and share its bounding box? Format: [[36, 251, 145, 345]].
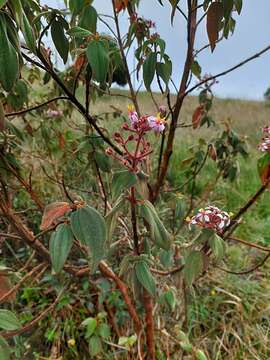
[[0, 263, 45, 304], [153, 0, 198, 202], [217, 253, 270, 275], [5, 97, 69, 117], [0, 288, 64, 339]]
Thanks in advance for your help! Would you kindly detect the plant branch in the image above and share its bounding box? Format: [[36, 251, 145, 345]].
[[185, 44, 270, 96]]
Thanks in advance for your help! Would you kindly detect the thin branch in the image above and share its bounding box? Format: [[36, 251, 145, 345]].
[[217, 253, 270, 275], [185, 44, 270, 96], [228, 236, 270, 253], [111, 0, 141, 116], [5, 97, 69, 117]]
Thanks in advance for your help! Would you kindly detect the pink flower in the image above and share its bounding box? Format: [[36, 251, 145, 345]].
[[47, 109, 63, 118], [258, 137, 270, 152], [148, 113, 165, 133], [127, 104, 139, 127], [263, 126, 270, 134], [187, 205, 231, 233]]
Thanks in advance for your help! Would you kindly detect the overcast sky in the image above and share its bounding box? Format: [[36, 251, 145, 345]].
[[44, 0, 270, 100]]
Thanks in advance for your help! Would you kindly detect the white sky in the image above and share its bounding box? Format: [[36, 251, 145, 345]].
[[43, 0, 270, 100]]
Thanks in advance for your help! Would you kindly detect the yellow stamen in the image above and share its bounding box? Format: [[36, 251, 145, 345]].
[[128, 104, 135, 112]]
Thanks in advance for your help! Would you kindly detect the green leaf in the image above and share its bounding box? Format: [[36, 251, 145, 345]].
[[89, 335, 103, 356], [180, 341, 193, 352], [79, 5, 97, 33], [169, 0, 180, 25], [222, 0, 233, 20], [94, 151, 111, 172], [86, 40, 109, 83], [97, 323, 111, 339], [191, 60, 202, 78], [112, 170, 137, 200], [143, 52, 157, 91], [234, 0, 242, 14], [209, 233, 226, 260], [164, 289, 176, 311], [49, 223, 74, 273], [67, 26, 92, 38], [183, 251, 204, 286], [156, 60, 172, 86], [140, 200, 171, 250], [0, 14, 19, 91], [69, 0, 84, 14], [0, 336, 11, 360], [0, 0, 7, 8], [21, 9, 36, 53], [51, 18, 69, 64], [196, 349, 208, 360], [0, 309, 21, 331], [105, 196, 125, 242], [71, 205, 106, 271], [135, 260, 156, 297], [82, 317, 97, 338]]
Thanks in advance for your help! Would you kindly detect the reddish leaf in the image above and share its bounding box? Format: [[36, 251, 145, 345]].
[[257, 153, 270, 185], [208, 144, 217, 161], [114, 0, 129, 13], [192, 105, 204, 129], [74, 54, 86, 72], [206, 2, 223, 52], [40, 202, 71, 230]]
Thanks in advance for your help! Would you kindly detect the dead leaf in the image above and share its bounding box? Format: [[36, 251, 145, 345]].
[[192, 105, 204, 129], [40, 202, 71, 230], [206, 2, 223, 52]]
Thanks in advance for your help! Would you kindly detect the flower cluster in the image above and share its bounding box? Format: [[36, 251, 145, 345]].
[[187, 205, 231, 233], [127, 105, 166, 134], [258, 126, 270, 152], [106, 105, 166, 172]]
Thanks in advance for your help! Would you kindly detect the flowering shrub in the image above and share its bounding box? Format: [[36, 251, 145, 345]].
[[0, 1, 269, 359]]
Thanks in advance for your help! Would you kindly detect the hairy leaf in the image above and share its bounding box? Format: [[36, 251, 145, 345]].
[[140, 200, 171, 250], [112, 170, 137, 200], [183, 251, 204, 286], [135, 260, 156, 297], [71, 205, 106, 271], [50, 223, 74, 273]]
